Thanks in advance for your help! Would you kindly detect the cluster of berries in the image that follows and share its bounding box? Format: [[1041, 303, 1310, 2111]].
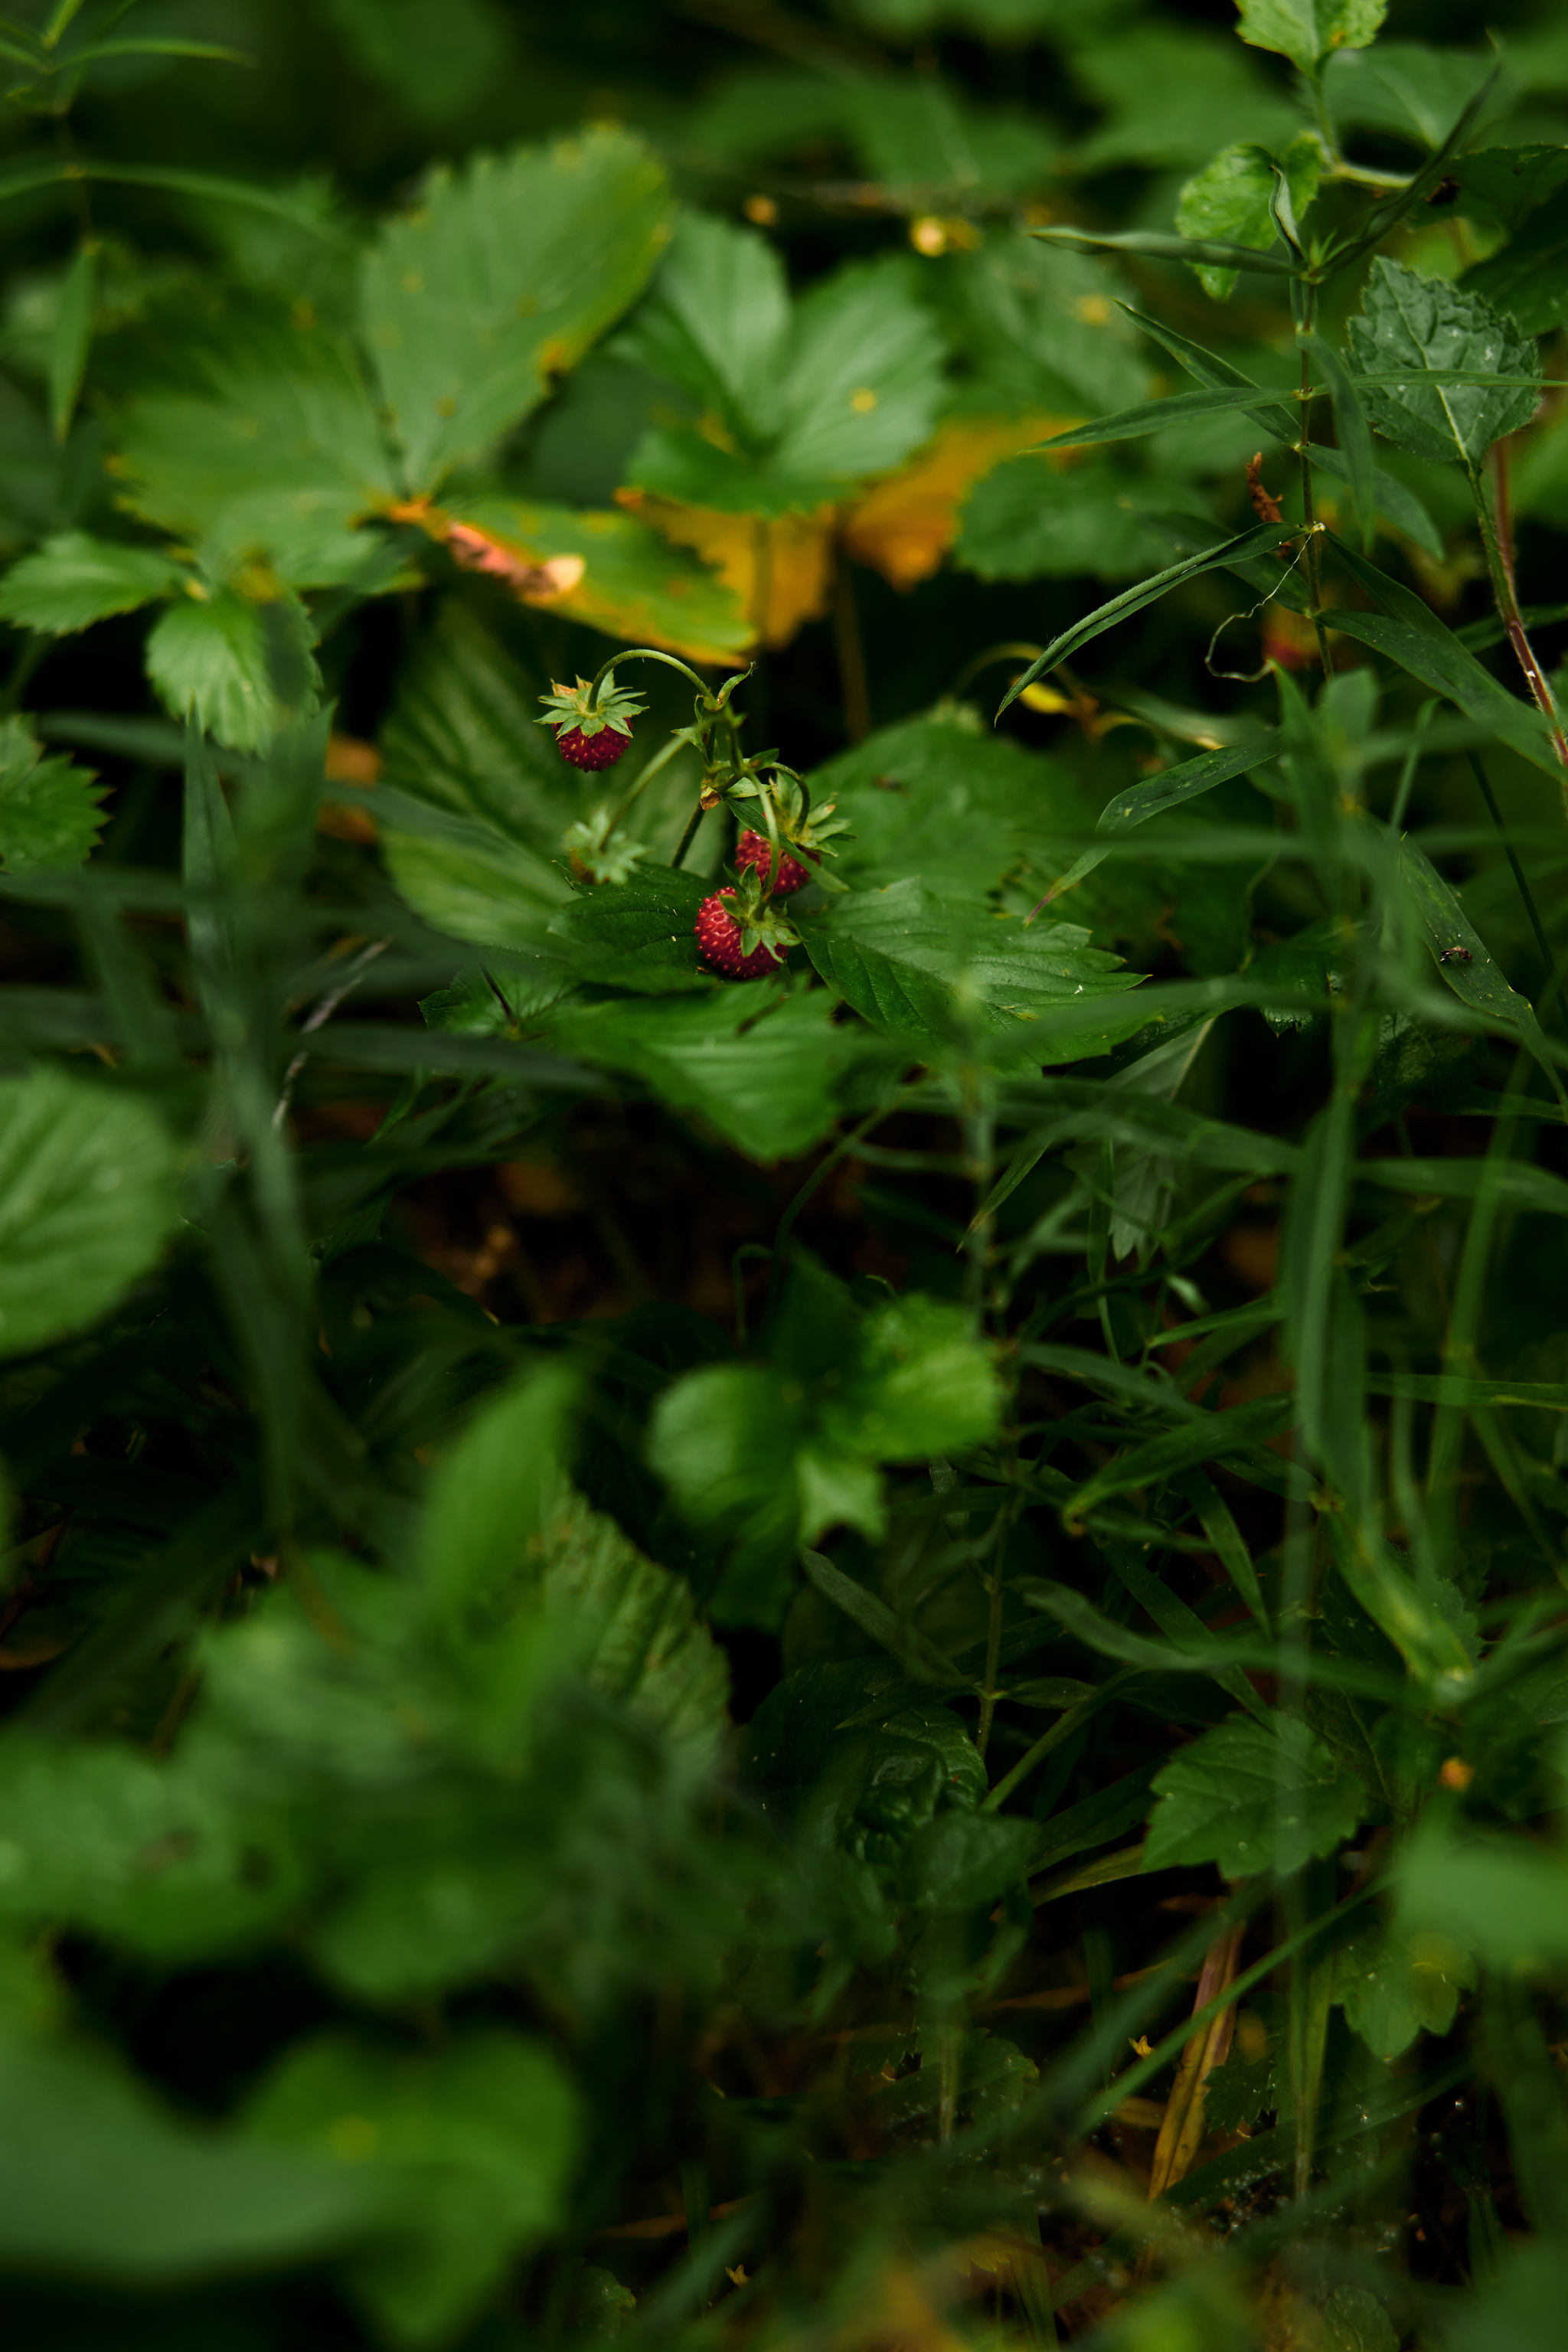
[[695, 831, 816, 978], [541, 679, 826, 980]]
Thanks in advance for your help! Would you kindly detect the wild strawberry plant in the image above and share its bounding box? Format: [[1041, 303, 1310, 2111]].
[[2, 2, 1568, 2347]]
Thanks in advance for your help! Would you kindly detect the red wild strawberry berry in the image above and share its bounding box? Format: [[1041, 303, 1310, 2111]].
[[556, 724, 631, 771], [695, 890, 788, 979], [734, 828, 814, 894]]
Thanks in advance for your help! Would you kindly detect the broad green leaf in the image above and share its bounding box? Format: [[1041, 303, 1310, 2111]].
[[979, 1070, 1292, 1225], [417, 1364, 578, 1631], [546, 865, 714, 995], [0, 1063, 180, 1358], [774, 256, 947, 485], [1070, 21, 1300, 173], [1453, 144, 1568, 233], [1468, 185, 1568, 338], [938, 233, 1151, 419], [649, 1260, 998, 1626], [648, 1361, 810, 1626], [145, 588, 320, 754], [247, 2030, 580, 2350], [0, 1732, 295, 1955], [377, 602, 577, 851], [612, 208, 791, 449], [1325, 536, 1560, 777], [1236, 0, 1386, 76], [1325, 39, 1507, 151], [364, 128, 672, 494], [1334, 1919, 1475, 2060], [1116, 299, 1442, 550], [995, 523, 1293, 714], [840, 70, 1055, 200], [955, 455, 1184, 583], [1396, 1815, 1568, 1967], [0, 2026, 378, 2280], [541, 985, 864, 1161], [626, 240, 944, 514], [115, 322, 395, 586], [1177, 134, 1322, 299], [374, 605, 580, 947], [813, 711, 1061, 903], [0, 530, 185, 633], [1144, 1713, 1367, 1878], [0, 717, 106, 873], [1346, 257, 1543, 469], [380, 799, 575, 954], [818, 1290, 1001, 1461], [534, 1485, 730, 1764], [798, 879, 1146, 1062]]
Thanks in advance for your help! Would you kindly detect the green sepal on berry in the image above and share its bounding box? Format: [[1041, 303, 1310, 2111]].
[[694, 862, 801, 977], [727, 769, 854, 892], [537, 671, 647, 763]]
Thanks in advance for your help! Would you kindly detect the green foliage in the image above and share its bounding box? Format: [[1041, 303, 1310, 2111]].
[[0, 718, 106, 872], [1236, 0, 1387, 76], [365, 129, 674, 494], [1144, 1715, 1367, 1877], [0, 1063, 179, 1357], [247, 2031, 580, 2347], [0, 530, 185, 633], [1178, 135, 1323, 299], [1347, 258, 1543, 470], [649, 1251, 999, 1624], [619, 215, 945, 514], [2, 2, 1568, 2344]]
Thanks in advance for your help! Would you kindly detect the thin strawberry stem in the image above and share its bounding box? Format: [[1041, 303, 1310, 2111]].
[[606, 725, 696, 833], [669, 800, 705, 868], [585, 647, 719, 709]]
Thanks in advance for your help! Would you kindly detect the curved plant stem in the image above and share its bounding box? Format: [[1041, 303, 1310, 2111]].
[[668, 799, 705, 869], [606, 726, 695, 832], [1474, 443, 1568, 774], [586, 647, 718, 707]]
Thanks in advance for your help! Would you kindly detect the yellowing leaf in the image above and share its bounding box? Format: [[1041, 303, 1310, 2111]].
[[396, 497, 753, 667], [841, 414, 1075, 590], [619, 488, 833, 651]]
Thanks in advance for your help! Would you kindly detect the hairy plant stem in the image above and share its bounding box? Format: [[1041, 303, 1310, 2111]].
[[668, 800, 705, 869], [1472, 445, 1568, 774], [1297, 339, 1334, 679]]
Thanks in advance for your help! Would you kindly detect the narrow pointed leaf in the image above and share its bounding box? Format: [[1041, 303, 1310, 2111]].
[[995, 524, 1294, 717], [1031, 224, 1301, 277]]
